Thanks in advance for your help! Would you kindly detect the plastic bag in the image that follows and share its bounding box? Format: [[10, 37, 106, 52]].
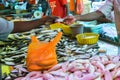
[[26, 32, 62, 71], [76, 0, 84, 14]]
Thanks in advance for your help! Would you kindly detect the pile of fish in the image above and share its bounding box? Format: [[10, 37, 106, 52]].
[[0, 27, 101, 66], [5, 55, 120, 80]]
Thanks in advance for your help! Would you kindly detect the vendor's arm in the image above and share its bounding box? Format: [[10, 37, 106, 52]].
[[75, 0, 113, 21], [76, 0, 113, 21], [62, 11, 104, 25], [74, 11, 104, 21], [64, 0, 113, 24], [12, 16, 58, 33], [12, 18, 45, 33]]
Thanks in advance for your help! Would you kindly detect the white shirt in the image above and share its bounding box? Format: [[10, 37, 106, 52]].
[[98, 0, 114, 22], [0, 18, 14, 40]]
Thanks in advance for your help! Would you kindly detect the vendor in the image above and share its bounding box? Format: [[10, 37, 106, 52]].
[[0, 16, 58, 40], [64, 0, 120, 41]]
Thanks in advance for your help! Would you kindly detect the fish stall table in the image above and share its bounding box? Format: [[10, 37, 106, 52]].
[[0, 27, 120, 80], [98, 40, 119, 55]]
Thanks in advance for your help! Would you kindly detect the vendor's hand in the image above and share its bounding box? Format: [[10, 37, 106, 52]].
[[43, 16, 59, 25], [63, 16, 76, 25]]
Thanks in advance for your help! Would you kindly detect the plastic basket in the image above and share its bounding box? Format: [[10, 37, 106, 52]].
[[50, 23, 72, 35], [76, 33, 99, 44]]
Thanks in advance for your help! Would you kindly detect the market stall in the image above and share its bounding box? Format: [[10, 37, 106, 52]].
[[0, 23, 119, 80], [0, 0, 120, 80]]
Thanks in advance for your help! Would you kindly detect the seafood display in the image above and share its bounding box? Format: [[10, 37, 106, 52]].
[[0, 26, 111, 80], [0, 27, 100, 66], [5, 55, 120, 80]]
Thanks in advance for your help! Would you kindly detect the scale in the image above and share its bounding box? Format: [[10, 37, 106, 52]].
[[33, 10, 42, 18]]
